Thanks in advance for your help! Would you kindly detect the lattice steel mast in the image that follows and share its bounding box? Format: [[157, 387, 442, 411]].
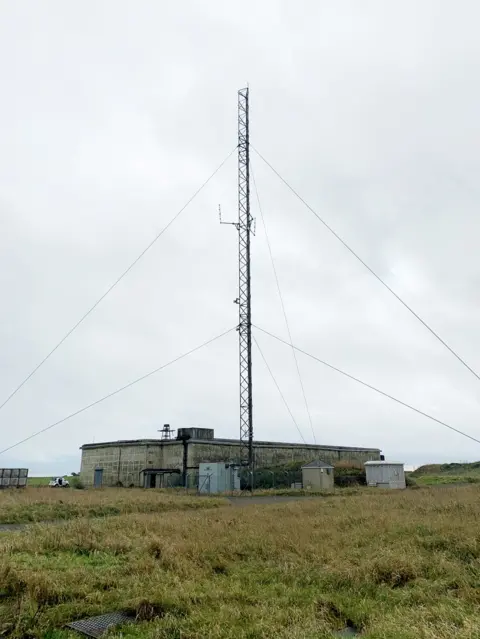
[[237, 88, 253, 476]]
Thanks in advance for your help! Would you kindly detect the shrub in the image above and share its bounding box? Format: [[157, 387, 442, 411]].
[[405, 474, 419, 488], [334, 463, 366, 487], [335, 474, 366, 488]]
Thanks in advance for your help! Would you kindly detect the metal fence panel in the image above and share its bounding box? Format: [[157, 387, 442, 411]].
[[0, 469, 28, 488]]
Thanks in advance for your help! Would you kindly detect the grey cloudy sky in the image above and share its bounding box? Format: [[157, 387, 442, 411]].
[[1, 0, 480, 474]]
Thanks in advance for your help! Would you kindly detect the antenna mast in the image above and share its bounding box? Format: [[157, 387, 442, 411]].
[[237, 87, 253, 479]]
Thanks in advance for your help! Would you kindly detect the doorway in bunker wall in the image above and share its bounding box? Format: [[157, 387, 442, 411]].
[[94, 468, 103, 488]]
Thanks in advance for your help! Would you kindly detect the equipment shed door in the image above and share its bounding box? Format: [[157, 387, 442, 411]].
[[94, 468, 103, 488]]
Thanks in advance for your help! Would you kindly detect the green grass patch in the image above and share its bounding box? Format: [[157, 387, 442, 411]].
[[411, 462, 480, 487], [414, 474, 480, 486], [1, 486, 480, 637], [412, 462, 480, 477], [0, 488, 228, 525]]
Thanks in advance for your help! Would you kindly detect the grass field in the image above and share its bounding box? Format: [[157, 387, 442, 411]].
[[0, 487, 227, 524], [413, 474, 480, 486], [1, 485, 480, 638], [27, 477, 74, 487]]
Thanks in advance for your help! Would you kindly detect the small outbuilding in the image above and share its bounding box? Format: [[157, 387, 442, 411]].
[[364, 461, 406, 489], [198, 462, 241, 494], [301, 459, 334, 492]]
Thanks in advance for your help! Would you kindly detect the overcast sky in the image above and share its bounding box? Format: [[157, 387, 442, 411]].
[[1, 1, 480, 475]]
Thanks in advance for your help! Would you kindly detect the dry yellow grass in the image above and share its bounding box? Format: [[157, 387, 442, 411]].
[[1, 486, 480, 638], [0, 487, 227, 524]]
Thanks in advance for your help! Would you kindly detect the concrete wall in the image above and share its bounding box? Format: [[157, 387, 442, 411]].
[[187, 440, 379, 469], [80, 442, 181, 487], [80, 438, 381, 487]]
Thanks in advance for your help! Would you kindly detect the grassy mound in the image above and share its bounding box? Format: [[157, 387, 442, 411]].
[[411, 462, 480, 486], [412, 462, 480, 476]]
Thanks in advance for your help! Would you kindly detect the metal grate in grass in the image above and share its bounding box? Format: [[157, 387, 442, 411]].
[[66, 611, 136, 637]]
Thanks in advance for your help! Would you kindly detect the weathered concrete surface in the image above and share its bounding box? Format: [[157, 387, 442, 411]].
[[334, 628, 359, 637], [80, 434, 381, 488], [0, 522, 26, 532]]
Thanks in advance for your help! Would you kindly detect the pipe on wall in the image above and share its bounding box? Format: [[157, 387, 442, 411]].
[[178, 434, 191, 488]]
